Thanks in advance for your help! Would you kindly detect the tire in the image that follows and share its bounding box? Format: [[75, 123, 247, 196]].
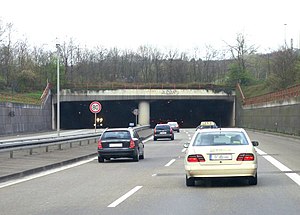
[[133, 149, 140, 162], [98, 156, 104, 163], [171, 136, 174, 140], [248, 173, 257, 185], [139, 150, 144, 159], [154, 137, 157, 141], [186, 175, 195, 187]]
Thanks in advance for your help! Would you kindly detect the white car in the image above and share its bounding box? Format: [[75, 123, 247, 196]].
[[184, 128, 259, 186]]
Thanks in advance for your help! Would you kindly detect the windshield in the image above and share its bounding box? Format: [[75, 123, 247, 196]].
[[193, 131, 248, 146], [101, 131, 131, 140]]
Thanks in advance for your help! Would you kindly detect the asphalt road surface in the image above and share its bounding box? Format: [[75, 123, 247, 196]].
[[0, 129, 299, 215]]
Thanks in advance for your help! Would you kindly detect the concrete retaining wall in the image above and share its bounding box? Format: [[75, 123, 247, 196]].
[[0, 95, 52, 136], [236, 93, 300, 136]]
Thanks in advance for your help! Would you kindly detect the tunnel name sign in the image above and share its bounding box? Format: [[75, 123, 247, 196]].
[[90, 101, 102, 132]]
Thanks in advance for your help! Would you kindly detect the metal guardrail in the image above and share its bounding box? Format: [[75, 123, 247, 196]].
[[0, 126, 150, 158]]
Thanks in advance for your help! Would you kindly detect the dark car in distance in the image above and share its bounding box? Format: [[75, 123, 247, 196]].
[[97, 128, 144, 162], [154, 124, 174, 141]]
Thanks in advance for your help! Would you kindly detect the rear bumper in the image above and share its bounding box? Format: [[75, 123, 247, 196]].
[[185, 164, 257, 178], [154, 134, 174, 139], [98, 148, 135, 158]]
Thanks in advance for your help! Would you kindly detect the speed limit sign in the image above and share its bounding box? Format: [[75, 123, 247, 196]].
[[89, 101, 102, 113]]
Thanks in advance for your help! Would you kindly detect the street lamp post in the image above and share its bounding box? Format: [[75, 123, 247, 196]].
[[284, 23, 287, 48], [56, 44, 60, 137]]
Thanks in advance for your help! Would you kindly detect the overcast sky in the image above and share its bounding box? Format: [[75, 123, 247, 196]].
[[1, 0, 299, 54]]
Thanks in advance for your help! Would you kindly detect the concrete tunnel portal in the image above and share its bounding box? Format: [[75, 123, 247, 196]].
[[59, 99, 234, 129]]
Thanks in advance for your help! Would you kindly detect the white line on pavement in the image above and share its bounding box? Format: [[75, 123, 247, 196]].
[[165, 159, 176, 167], [107, 186, 143, 208], [255, 147, 300, 186]]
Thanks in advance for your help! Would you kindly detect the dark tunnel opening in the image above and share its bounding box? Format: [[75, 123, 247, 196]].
[[58, 99, 233, 129]]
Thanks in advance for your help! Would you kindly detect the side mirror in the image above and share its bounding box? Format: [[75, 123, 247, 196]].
[[183, 143, 190, 148], [252, 141, 259, 146]]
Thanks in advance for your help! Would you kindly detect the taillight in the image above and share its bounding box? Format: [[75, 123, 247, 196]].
[[236, 153, 255, 161], [187, 154, 205, 162], [129, 139, 135, 149], [170, 128, 173, 134], [97, 139, 102, 149]]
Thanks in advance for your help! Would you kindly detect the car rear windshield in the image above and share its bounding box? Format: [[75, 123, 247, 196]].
[[102, 131, 131, 140], [193, 131, 248, 146], [156, 125, 170, 130]]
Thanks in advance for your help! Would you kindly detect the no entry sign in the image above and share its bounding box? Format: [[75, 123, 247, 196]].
[[89, 101, 102, 113]]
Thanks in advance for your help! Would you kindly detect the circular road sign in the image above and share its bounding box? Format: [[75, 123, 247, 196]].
[[89, 101, 102, 113]]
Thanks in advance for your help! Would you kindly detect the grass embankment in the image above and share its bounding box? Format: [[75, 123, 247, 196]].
[[241, 84, 273, 98], [0, 91, 42, 105]]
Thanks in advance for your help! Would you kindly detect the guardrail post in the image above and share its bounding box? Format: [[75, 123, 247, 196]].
[[88, 140, 90, 144], [79, 140, 82, 146], [70, 142, 72, 148], [30, 149, 33, 155], [59, 144, 62, 150], [10, 151, 13, 158], [46, 146, 49, 152]]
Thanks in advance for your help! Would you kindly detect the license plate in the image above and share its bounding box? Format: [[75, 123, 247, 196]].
[[210, 154, 232, 160], [109, 143, 122, 147], [160, 132, 167, 134]]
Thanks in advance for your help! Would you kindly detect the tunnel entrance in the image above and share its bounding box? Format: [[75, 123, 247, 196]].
[[149, 100, 233, 128], [58, 99, 233, 129]]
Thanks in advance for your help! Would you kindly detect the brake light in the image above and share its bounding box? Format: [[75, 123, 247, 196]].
[[187, 154, 205, 162], [236, 153, 255, 161], [170, 128, 173, 134], [129, 139, 135, 149], [97, 139, 102, 149]]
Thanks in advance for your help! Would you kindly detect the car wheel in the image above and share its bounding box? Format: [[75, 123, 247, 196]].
[[154, 137, 157, 141], [249, 173, 258, 185], [186, 175, 195, 187], [98, 156, 104, 163], [133, 149, 140, 162], [139, 151, 144, 159], [171, 136, 174, 140]]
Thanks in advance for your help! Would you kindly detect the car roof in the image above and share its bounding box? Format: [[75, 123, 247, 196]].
[[155, 123, 170, 127], [196, 127, 246, 133], [104, 128, 132, 132]]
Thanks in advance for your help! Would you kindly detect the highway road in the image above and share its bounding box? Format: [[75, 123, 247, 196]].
[[0, 129, 299, 215]]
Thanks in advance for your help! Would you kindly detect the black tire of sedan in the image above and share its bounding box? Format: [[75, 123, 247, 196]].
[[186, 175, 195, 186], [133, 149, 139, 162], [248, 173, 258, 185], [139, 151, 144, 159], [98, 156, 104, 163]]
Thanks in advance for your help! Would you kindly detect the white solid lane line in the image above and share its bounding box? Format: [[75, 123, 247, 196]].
[[0, 157, 97, 189], [165, 159, 176, 167], [256, 147, 300, 186], [108, 186, 143, 208]]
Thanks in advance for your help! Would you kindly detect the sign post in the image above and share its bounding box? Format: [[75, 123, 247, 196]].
[[89, 101, 102, 133], [132, 109, 139, 126]]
